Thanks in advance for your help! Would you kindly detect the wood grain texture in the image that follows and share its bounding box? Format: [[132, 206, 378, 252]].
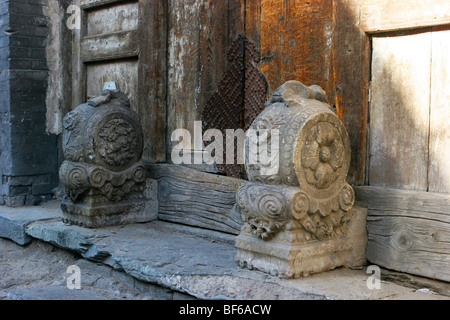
[[355, 186, 450, 282], [138, 0, 167, 163], [85, 1, 139, 36], [71, 0, 85, 108], [257, 0, 333, 97], [166, 0, 243, 156], [361, 0, 450, 33], [148, 164, 245, 235], [332, 0, 370, 185], [86, 59, 138, 108], [369, 33, 432, 191], [245, 0, 369, 185], [81, 30, 139, 62], [428, 27, 450, 193]]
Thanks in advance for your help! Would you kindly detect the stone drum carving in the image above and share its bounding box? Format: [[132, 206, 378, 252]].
[[235, 81, 367, 278], [59, 90, 157, 228]]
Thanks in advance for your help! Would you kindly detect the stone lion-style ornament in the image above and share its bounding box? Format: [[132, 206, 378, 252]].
[[235, 81, 367, 278], [59, 90, 157, 228]]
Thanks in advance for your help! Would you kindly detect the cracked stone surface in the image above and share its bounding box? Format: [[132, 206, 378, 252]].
[[0, 238, 194, 300]]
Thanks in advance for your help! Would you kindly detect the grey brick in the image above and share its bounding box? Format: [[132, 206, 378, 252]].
[[7, 174, 51, 186], [4, 195, 26, 207], [7, 185, 31, 196], [32, 182, 56, 195]]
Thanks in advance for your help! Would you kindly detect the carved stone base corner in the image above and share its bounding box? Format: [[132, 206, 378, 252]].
[[235, 205, 367, 279], [61, 178, 158, 228]]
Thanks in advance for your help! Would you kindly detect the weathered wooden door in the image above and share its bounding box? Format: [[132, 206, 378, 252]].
[[356, 0, 450, 282], [369, 27, 450, 193], [72, 0, 167, 163]]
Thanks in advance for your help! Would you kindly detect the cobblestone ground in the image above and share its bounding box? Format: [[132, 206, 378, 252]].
[[0, 238, 182, 300]]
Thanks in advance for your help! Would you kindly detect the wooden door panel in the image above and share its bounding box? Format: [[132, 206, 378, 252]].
[[369, 33, 431, 191], [86, 59, 139, 110], [85, 1, 139, 36]]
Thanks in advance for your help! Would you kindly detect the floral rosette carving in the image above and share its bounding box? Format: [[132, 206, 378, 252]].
[[301, 122, 345, 190]]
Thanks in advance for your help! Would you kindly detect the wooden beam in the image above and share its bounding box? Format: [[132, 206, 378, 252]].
[[355, 186, 450, 282], [148, 164, 245, 235], [361, 0, 450, 33]]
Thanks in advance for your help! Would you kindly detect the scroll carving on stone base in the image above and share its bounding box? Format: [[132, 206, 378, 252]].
[[59, 90, 157, 228], [235, 81, 367, 278]]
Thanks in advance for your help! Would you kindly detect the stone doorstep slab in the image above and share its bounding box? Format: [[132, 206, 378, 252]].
[[0, 200, 61, 245], [0, 203, 449, 300]]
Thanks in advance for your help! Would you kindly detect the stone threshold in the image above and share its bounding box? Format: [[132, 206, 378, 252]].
[[0, 200, 449, 300]]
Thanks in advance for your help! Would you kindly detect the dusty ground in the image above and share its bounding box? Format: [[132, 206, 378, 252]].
[[0, 237, 191, 300]]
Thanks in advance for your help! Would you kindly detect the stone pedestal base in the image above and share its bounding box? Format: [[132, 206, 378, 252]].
[[61, 179, 158, 228], [235, 205, 367, 279]]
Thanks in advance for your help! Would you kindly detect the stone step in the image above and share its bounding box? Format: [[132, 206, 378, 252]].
[[0, 201, 449, 300]]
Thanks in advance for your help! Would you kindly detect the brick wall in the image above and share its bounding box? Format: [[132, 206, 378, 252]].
[[0, 0, 58, 206]]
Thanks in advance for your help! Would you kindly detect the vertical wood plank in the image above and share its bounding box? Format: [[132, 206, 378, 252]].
[[258, 0, 333, 97], [332, 0, 370, 185], [166, 0, 244, 156], [428, 27, 450, 193], [72, 0, 85, 108], [369, 33, 432, 191], [138, 0, 167, 163], [244, 0, 261, 45]]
